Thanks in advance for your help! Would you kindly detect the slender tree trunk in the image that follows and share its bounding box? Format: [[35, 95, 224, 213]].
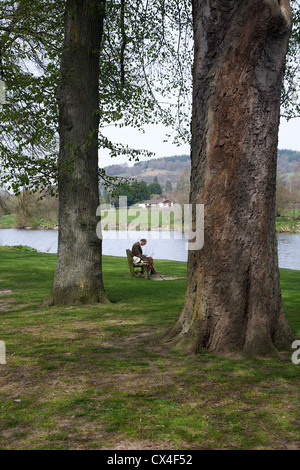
[[168, 0, 294, 355], [48, 0, 108, 305]]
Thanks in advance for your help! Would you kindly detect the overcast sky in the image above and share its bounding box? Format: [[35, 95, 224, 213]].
[[99, 116, 300, 169]]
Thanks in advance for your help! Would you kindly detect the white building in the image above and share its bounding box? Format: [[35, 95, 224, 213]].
[[138, 199, 173, 209]]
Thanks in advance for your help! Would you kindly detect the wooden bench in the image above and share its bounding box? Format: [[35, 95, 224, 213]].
[[126, 249, 149, 279]]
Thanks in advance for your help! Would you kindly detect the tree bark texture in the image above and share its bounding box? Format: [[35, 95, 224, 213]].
[[48, 0, 108, 305], [169, 0, 294, 355]]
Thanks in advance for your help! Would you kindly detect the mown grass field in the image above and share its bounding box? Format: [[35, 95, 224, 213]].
[[100, 207, 183, 231], [0, 247, 299, 450]]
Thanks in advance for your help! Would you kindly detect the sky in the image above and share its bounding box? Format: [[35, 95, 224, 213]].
[[99, 116, 300, 169]]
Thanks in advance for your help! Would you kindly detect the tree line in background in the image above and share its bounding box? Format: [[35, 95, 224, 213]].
[[104, 177, 162, 206], [277, 161, 300, 218], [0, 188, 58, 228]]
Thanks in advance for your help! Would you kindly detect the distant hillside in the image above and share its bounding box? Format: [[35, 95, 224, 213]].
[[277, 149, 300, 173], [103, 154, 190, 186], [102, 149, 300, 189]]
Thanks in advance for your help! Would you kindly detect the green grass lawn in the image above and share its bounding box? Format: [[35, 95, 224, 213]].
[[0, 247, 299, 450]]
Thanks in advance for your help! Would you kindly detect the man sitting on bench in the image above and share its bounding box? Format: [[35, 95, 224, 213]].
[[131, 239, 157, 275]]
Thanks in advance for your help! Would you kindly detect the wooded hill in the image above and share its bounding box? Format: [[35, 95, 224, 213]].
[[103, 154, 191, 187], [277, 149, 300, 174], [103, 150, 300, 188]]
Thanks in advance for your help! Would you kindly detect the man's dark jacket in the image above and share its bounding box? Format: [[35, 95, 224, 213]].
[[132, 241, 142, 257]]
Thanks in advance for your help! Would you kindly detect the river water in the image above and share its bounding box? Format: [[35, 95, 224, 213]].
[[0, 228, 300, 270]]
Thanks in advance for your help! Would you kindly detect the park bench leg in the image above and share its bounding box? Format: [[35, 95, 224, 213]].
[[143, 266, 149, 279]]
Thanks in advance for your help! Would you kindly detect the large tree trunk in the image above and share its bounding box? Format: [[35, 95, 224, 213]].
[[169, 0, 294, 355], [48, 0, 108, 305]]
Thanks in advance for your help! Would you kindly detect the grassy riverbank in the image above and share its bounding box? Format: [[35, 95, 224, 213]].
[[276, 216, 300, 233], [1, 211, 299, 232], [0, 214, 58, 230], [0, 247, 299, 450]]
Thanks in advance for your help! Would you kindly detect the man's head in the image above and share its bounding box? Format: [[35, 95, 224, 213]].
[[140, 238, 147, 246]]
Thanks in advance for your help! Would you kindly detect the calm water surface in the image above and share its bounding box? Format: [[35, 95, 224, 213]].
[[0, 229, 299, 270]]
